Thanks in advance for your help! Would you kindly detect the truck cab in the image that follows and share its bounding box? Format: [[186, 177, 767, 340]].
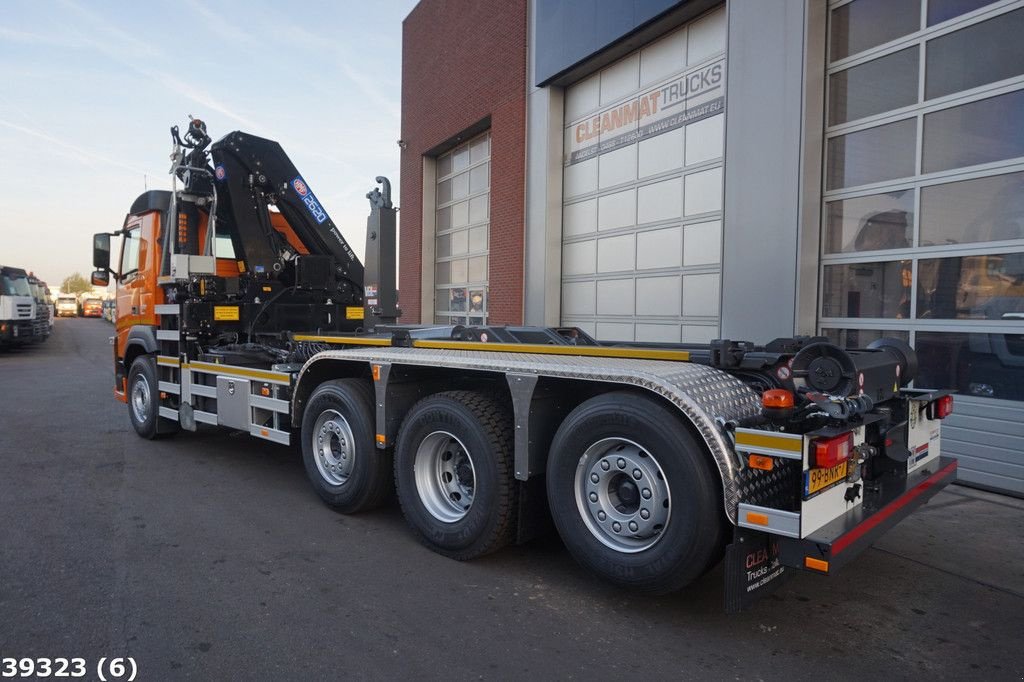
[[27, 276, 51, 342], [0, 266, 36, 347], [56, 295, 78, 318]]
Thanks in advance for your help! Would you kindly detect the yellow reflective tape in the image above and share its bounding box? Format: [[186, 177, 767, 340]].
[[410, 340, 691, 362], [292, 334, 392, 346], [185, 360, 290, 383], [734, 431, 804, 453], [156, 355, 180, 367]]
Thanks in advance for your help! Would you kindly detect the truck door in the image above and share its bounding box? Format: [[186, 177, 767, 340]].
[[115, 220, 143, 349]]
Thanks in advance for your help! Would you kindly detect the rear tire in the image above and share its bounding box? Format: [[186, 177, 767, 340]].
[[301, 378, 392, 513], [127, 355, 177, 439], [546, 391, 725, 594], [394, 391, 515, 560]]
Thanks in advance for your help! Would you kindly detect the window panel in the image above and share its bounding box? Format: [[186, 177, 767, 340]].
[[468, 289, 486, 315], [829, 0, 920, 62], [449, 287, 468, 312], [470, 162, 489, 193], [434, 261, 450, 285], [927, 0, 999, 26], [821, 327, 910, 348], [450, 258, 468, 283], [435, 132, 490, 324], [451, 229, 468, 255], [469, 195, 488, 224], [829, 47, 919, 125], [916, 331, 1024, 399], [436, 206, 451, 231], [452, 172, 470, 200], [437, 178, 452, 205], [827, 118, 917, 189], [453, 147, 470, 172], [469, 226, 487, 252], [825, 190, 915, 253], [452, 200, 469, 228], [922, 89, 1024, 173], [438, 154, 453, 178], [926, 9, 1024, 100], [435, 233, 451, 258], [920, 171, 1024, 247], [917, 252, 1024, 319], [470, 136, 490, 164], [822, 260, 912, 318], [468, 256, 487, 282]]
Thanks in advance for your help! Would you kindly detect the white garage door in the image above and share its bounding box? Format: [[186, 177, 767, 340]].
[[561, 7, 727, 343]]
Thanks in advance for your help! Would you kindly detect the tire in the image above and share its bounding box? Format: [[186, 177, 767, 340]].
[[301, 378, 392, 513], [127, 355, 178, 439], [546, 391, 726, 594], [394, 391, 515, 560]]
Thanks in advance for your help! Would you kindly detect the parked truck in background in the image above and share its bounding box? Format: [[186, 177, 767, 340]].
[[27, 275, 51, 342], [81, 298, 104, 318], [92, 119, 958, 610], [0, 266, 36, 348], [56, 295, 78, 318]]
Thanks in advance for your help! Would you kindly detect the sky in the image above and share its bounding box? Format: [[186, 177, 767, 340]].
[[0, 0, 417, 289]]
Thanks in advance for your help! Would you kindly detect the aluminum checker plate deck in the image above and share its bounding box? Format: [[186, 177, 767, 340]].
[[299, 347, 762, 523]]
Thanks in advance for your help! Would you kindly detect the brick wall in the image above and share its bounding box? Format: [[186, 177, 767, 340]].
[[400, 0, 527, 324]]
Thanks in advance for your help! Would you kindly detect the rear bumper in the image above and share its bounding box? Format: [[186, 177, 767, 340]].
[[778, 457, 958, 574], [724, 457, 957, 612]]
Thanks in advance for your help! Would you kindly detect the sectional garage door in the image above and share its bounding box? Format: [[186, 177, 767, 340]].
[[560, 7, 727, 343]]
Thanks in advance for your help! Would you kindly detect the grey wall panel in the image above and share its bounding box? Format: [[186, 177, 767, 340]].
[[942, 395, 1024, 497], [720, 0, 807, 341], [534, 0, 685, 84]]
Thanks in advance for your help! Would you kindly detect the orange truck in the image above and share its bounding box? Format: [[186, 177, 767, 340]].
[[82, 298, 103, 318], [90, 119, 957, 611]]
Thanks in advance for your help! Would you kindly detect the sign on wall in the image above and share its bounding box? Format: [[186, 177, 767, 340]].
[[566, 57, 726, 166]]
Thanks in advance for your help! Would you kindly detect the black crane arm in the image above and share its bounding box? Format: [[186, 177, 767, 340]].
[[209, 131, 364, 290]]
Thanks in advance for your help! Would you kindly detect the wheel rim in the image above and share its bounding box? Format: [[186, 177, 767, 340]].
[[131, 373, 151, 424], [312, 409, 357, 487], [414, 430, 476, 523], [574, 437, 671, 553]]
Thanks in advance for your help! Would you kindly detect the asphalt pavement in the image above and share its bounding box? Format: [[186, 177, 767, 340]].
[[1, 318, 1022, 680]]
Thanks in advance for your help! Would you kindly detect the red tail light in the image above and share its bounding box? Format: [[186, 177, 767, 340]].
[[931, 394, 954, 419], [814, 433, 853, 469]]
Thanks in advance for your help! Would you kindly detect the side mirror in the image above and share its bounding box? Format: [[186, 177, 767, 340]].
[[91, 270, 110, 287], [93, 233, 111, 270]]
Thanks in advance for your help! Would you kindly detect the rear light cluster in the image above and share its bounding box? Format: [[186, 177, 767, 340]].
[[929, 394, 954, 420], [813, 433, 853, 469]]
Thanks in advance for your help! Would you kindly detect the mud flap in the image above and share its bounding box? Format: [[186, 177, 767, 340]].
[[724, 527, 792, 613]]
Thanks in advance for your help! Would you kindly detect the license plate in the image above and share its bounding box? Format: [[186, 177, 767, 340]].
[[804, 460, 848, 498]]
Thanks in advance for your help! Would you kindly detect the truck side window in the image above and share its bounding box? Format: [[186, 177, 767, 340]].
[[121, 227, 141, 277]]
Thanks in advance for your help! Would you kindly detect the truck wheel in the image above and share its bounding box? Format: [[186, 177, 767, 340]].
[[301, 378, 391, 513], [546, 391, 725, 594], [394, 391, 515, 560], [127, 355, 177, 439]]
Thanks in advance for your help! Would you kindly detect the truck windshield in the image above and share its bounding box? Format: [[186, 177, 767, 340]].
[[2, 274, 31, 296]]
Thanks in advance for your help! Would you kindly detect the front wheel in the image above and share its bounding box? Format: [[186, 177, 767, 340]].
[[127, 355, 177, 439], [546, 391, 726, 594]]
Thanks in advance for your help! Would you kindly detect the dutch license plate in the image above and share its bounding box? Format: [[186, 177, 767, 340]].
[[804, 460, 848, 497]]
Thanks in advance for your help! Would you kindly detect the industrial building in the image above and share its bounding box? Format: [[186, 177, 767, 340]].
[[398, 0, 1024, 495]]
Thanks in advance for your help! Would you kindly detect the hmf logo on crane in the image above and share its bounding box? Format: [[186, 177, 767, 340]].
[[292, 176, 328, 224]]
